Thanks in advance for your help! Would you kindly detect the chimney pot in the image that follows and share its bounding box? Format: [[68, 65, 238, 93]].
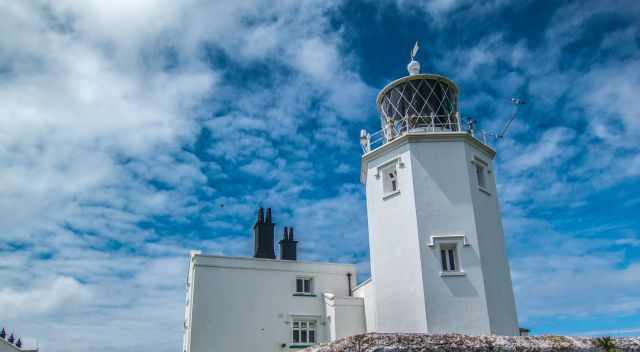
[[257, 207, 264, 223]]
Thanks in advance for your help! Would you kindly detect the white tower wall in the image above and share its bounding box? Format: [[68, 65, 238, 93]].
[[364, 142, 428, 333], [362, 133, 518, 335]]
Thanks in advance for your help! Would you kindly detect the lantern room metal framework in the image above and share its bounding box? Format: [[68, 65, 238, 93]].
[[362, 73, 461, 153]]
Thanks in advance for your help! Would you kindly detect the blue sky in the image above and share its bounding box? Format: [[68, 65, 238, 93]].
[[1, 1, 639, 351]]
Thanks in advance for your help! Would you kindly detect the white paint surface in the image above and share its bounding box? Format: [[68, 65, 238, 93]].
[[323, 294, 365, 341], [359, 132, 519, 335], [0, 339, 36, 352], [183, 254, 364, 352]]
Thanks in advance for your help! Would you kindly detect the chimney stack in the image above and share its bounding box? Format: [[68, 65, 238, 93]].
[[279, 226, 298, 260], [253, 207, 275, 259], [257, 207, 264, 223]]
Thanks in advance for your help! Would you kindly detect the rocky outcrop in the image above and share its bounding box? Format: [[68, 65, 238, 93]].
[[302, 333, 640, 352]]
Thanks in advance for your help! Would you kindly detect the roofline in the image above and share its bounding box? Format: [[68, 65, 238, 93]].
[[376, 73, 459, 108], [0, 338, 37, 352], [352, 277, 372, 292], [191, 253, 357, 269]]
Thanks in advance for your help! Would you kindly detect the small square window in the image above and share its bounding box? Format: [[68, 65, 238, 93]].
[[440, 245, 459, 272], [296, 277, 313, 294], [382, 164, 399, 195]]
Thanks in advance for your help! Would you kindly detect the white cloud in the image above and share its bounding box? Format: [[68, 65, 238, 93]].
[[0, 276, 93, 318], [503, 127, 577, 174], [0, 1, 376, 351], [507, 218, 640, 322]]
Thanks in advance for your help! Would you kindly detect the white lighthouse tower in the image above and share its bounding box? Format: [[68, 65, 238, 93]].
[[354, 44, 519, 335]]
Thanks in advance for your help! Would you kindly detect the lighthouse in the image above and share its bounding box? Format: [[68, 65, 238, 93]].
[[353, 44, 519, 335]]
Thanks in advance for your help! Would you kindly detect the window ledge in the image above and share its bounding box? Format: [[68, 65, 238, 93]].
[[289, 344, 313, 349], [440, 271, 466, 277], [293, 293, 317, 297], [478, 187, 491, 196], [382, 190, 400, 200]]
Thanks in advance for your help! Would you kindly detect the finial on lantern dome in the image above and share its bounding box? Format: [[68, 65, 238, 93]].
[[407, 41, 421, 75]]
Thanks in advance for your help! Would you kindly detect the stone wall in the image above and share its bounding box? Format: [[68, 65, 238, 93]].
[[302, 333, 640, 352]]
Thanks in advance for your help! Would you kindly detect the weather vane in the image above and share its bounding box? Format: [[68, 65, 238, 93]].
[[411, 40, 419, 61], [407, 41, 421, 75]]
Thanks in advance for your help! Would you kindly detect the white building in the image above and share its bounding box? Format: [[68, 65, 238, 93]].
[[183, 52, 520, 352], [0, 328, 38, 352]]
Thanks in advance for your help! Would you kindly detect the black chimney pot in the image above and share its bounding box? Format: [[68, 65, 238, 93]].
[[257, 207, 264, 223], [279, 226, 298, 260], [253, 207, 275, 259]]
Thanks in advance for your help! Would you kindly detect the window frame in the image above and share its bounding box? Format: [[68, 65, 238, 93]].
[[292, 319, 317, 345], [295, 277, 313, 295], [428, 235, 468, 277], [472, 157, 490, 195], [439, 244, 459, 272], [381, 163, 399, 196], [376, 158, 403, 199]]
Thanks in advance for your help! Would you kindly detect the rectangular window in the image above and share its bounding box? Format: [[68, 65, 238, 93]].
[[475, 163, 486, 189], [382, 163, 399, 195], [292, 320, 316, 344], [473, 157, 489, 192], [296, 277, 313, 294], [440, 246, 458, 272]]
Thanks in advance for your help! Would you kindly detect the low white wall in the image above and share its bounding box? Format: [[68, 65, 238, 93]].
[[352, 279, 376, 332], [323, 294, 365, 340]]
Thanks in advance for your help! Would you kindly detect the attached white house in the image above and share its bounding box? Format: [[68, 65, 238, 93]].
[[182, 53, 521, 352], [182, 209, 366, 352]]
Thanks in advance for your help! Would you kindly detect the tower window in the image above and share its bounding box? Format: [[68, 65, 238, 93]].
[[473, 157, 489, 192], [475, 163, 486, 189], [382, 164, 399, 195], [440, 245, 458, 272], [296, 277, 313, 294]]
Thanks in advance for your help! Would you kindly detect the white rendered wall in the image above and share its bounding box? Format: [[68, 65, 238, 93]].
[[323, 294, 366, 340], [0, 340, 19, 352], [463, 143, 519, 335], [184, 255, 361, 352], [352, 279, 376, 332], [0, 339, 36, 352], [361, 133, 518, 335], [363, 142, 428, 333], [409, 136, 491, 334]]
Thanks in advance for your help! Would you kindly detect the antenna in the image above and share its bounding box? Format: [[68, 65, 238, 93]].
[[497, 98, 527, 139]]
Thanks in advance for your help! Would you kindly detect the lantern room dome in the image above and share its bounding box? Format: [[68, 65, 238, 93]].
[[376, 73, 460, 134]]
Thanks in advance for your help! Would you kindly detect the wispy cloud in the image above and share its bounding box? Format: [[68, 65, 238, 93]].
[[1, 0, 639, 349]]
